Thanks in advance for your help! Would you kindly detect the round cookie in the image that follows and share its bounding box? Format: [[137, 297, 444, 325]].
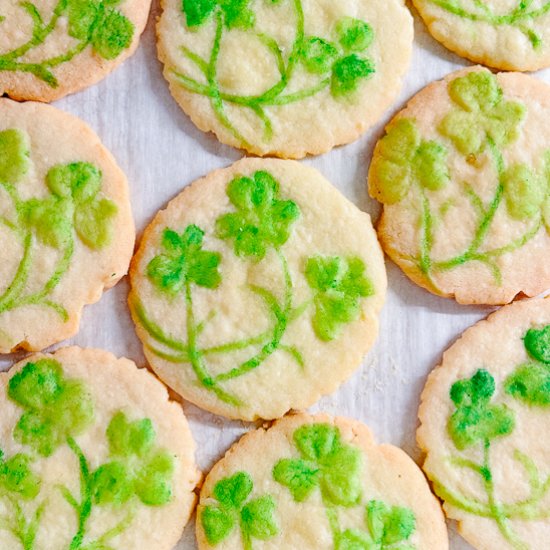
[[196, 413, 448, 549], [129, 158, 387, 420], [0, 99, 134, 353], [0, 347, 200, 550], [368, 67, 550, 305], [418, 297, 550, 550], [0, 0, 151, 102], [157, 0, 413, 158], [412, 0, 550, 72]]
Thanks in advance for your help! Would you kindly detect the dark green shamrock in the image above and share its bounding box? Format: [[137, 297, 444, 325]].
[[305, 256, 374, 341], [200, 471, 278, 547], [8, 359, 94, 457], [336, 500, 417, 550], [67, 0, 135, 60], [22, 162, 117, 249], [448, 369, 515, 450], [0, 129, 29, 185], [370, 118, 450, 204], [0, 449, 40, 500], [182, 0, 254, 29], [273, 423, 362, 507], [91, 412, 175, 507], [439, 71, 525, 156], [505, 325, 550, 407], [215, 171, 300, 260], [147, 224, 221, 294]]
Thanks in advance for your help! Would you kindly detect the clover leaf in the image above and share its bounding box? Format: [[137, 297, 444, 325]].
[[274, 423, 362, 507], [8, 359, 94, 457], [336, 17, 374, 53], [300, 38, 338, 74], [524, 325, 550, 364], [67, 0, 100, 40], [215, 171, 300, 260], [201, 471, 278, 546], [331, 54, 375, 98], [305, 256, 374, 342], [182, 0, 254, 30], [92, 412, 175, 507], [0, 129, 30, 185], [370, 118, 450, 204], [0, 449, 40, 500], [502, 164, 546, 221], [448, 369, 515, 450], [147, 225, 221, 295], [439, 71, 525, 156]]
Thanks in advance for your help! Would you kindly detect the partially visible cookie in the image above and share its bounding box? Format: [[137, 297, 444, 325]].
[[0, 347, 200, 550], [0, 99, 134, 353], [412, 0, 550, 71], [0, 0, 151, 102], [129, 158, 386, 420], [418, 297, 550, 550], [368, 67, 550, 305], [157, 0, 413, 158], [196, 413, 448, 549]]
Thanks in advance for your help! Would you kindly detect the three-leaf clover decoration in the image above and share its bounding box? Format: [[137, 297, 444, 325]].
[[0, 449, 40, 500], [91, 412, 175, 507], [273, 423, 362, 507], [337, 500, 416, 550], [448, 369, 515, 450], [305, 256, 374, 341], [370, 118, 450, 204], [0, 129, 30, 185], [7, 359, 94, 457], [438, 71, 525, 156], [201, 471, 278, 547], [147, 224, 222, 294], [215, 171, 300, 260], [505, 325, 550, 407], [182, 0, 255, 29]]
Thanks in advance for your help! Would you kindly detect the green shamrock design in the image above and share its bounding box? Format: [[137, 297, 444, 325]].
[[273, 423, 362, 507], [8, 359, 94, 457], [0, 129, 30, 185], [201, 471, 278, 549], [0, 0, 134, 88], [369, 118, 450, 205], [439, 71, 525, 156], [91, 412, 175, 507], [0, 449, 40, 500], [215, 171, 300, 260], [305, 256, 374, 341], [182, 0, 255, 29], [448, 369, 515, 450], [505, 324, 550, 407], [147, 225, 222, 295], [337, 500, 416, 550]]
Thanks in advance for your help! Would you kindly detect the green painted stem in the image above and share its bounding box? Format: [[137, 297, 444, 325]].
[[0, 233, 33, 313], [325, 505, 341, 544]]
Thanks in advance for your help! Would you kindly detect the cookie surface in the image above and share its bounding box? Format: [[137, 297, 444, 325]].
[[418, 297, 550, 550], [368, 67, 550, 305], [129, 158, 386, 420], [412, 0, 550, 71], [0, 99, 134, 353], [0, 0, 151, 102], [157, 0, 413, 158], [196, 413, 448, 549], [0, 347, 200, 550]]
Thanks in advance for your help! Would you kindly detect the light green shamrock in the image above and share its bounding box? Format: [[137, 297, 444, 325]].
[[0, 449, 40, 500], [0, 129, 30, 185], [182, 0, 255, 29]]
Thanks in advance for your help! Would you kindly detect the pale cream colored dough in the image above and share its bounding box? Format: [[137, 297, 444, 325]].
[[0, 99, 134, 353], [413, 0, 550, 71], [129, 158, 387, 420], [368, 67, 550, 305], [157, 0, 413, 158], [418, 297, 550, 550], [196, 413, 449, 549], [0, 347, 200, 550], [0, 0, 151, 102]]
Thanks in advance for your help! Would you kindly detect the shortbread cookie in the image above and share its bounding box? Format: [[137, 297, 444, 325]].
[[0, 0, 151, 102], [196, 413, 448, 549], [0, 347, 200, 550], [418, 297, 550, 550], [412, 0, 550, 71], [368, 67, 550, 305], [129, 159, 386, 420], [157, 0, 413, 158], [0, 99, 134, 353]]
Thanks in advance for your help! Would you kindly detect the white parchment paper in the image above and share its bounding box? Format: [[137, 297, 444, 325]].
[[3, 2, 550, 548]]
